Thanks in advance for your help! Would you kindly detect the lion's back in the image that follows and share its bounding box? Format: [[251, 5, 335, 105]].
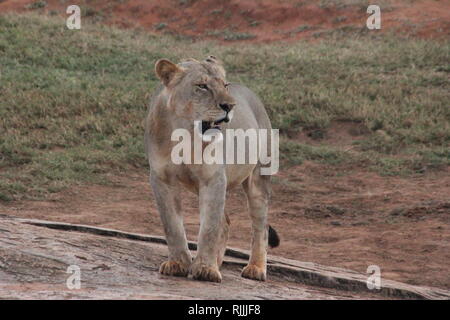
[[228, 83, 272, 131]]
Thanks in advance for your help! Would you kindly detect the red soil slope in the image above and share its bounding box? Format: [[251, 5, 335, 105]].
[[0, 0, 449, 42]]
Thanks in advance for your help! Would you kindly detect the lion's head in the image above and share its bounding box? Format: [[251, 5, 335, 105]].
[[155, 56, 236, 134]]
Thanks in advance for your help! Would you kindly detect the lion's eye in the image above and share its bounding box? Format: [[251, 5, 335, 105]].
[[197, 84, 208, 90], [224, 83, 230, 89]]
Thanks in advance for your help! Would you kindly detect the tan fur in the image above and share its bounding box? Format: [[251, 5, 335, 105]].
[[145, 56, 273, 282]]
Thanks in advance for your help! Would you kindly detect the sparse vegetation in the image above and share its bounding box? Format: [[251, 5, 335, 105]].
[[80, 6, 107, 23], [318, 0, 394, 11], [332, 16, 347, 24], [0, 13, 448, 200], [206, 29, 256, 41], [154, 22, 168, 30], [25, 1, 47, 10], [248, 20, 261, 27], [289, 25, 315, 35]]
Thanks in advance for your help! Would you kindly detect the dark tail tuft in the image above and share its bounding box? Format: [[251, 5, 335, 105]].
[[268, 225, 280, 248]]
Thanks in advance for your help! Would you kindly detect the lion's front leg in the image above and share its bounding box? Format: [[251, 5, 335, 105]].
[[191, 172, 227, 283], [150, 173, 192, 277]]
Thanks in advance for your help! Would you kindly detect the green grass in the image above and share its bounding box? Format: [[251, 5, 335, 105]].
[[280, 139, 349, 166], [0, 13, 449, 201], [25, 1, 48, 10], [318, 0, 397, 10], [206, 29, 256, 41]]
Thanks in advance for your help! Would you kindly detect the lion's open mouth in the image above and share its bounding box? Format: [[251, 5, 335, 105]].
[[201, 121, 221, 134], [200, 112, 231, 134], [201, 114, 231, 134]]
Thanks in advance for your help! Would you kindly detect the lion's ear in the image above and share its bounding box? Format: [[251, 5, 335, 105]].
[[155, 59, 182, 87], [204, 55, 226, 78], [205, 55, 222, 65]]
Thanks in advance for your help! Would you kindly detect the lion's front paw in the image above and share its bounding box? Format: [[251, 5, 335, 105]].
[[241, 264, 266, 281], [190, 263, 222, 283], [159, 260, 190, 277]]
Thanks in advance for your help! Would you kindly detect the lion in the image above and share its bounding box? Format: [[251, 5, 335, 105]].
[[144, 56, 279, 283]]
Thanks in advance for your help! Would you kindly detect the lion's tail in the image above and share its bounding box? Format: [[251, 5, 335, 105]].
[[268, 225, 280, 248]]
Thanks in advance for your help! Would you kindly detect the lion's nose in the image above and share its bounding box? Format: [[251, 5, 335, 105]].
[[219, 103, 235, 113]]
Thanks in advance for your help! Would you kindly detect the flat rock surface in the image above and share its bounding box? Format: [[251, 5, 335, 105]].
[[0, 215, 448, 300]]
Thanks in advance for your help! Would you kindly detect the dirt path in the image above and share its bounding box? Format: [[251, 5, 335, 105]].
[[2, 161, 449, 290]]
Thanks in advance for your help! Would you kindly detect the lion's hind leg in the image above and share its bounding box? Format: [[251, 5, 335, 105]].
[[241, 168, 272, 281]]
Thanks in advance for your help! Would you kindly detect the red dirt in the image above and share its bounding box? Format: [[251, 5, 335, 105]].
[[0, 0, 449, 42], [1, 120, 449, 290], [2, 161, 449, 289]]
